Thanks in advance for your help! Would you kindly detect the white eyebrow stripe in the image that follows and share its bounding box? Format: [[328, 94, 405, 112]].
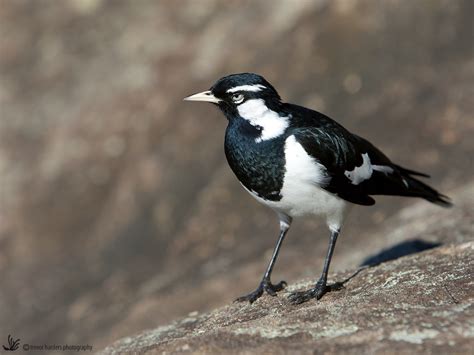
[[226, 84, 267, 93]]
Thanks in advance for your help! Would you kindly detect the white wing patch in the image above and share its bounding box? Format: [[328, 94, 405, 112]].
[[284, 135, 331, 187], [344, 153, 394, 185], [237, 99, 289, 142], [373, 164, 394, 174], [227, 84, 266, 93]]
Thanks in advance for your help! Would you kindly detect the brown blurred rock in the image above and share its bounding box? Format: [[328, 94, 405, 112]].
[[101, 241, 474, 354], [1, 0, 473, 350]]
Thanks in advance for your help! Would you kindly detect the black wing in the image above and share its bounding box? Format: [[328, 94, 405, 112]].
[[286, 104, 451, 207]]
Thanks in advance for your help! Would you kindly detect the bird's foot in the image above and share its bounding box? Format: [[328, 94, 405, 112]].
[[235, 279, 287, 303], [288, 279, 328, 305]]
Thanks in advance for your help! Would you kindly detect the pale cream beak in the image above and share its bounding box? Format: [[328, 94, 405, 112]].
[[183, 90, 221, 104]]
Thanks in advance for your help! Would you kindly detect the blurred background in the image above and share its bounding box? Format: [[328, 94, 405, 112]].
[[1, 0, 473, 350]]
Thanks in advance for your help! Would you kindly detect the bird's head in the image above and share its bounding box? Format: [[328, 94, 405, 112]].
[[184, 73, 282, 119]]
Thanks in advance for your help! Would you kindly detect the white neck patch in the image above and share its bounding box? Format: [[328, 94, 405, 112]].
[[237, 99, 289, 143], [227, 84, 266, 93]]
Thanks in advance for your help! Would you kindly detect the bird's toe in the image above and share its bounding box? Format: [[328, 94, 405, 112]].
[[234, 288, 263, 304], [287, 289, 316, 305], [288, 281, 329, 304], [264, 280, 287, 295], [235, 279, 287, 303]]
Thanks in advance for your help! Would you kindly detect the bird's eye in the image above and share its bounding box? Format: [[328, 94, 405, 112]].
[[232, 93, 244, 104]]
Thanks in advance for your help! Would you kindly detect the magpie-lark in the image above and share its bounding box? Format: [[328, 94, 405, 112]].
[[184, 73, 451, 305]]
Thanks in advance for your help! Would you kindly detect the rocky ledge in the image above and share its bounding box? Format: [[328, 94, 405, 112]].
[[101, 240, 473, 354]]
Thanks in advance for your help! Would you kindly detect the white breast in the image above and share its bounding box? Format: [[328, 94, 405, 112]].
[[241, 135, 348, 232]]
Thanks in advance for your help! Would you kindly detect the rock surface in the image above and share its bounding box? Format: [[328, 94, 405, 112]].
[[101, 241, 474, 354], [102, 183, 474, 353]]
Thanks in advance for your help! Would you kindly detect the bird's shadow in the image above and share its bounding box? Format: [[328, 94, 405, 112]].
[[328, 239, 441, 292]]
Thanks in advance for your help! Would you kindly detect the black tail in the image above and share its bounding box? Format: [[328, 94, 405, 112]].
[[394, 164, 430, 178], [403, 174, 452, 207]]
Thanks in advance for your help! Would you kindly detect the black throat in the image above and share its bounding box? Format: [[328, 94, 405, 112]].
[[224, 118, 286, 201]]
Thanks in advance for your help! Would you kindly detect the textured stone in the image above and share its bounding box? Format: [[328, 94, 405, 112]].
[[101, 241, 474, 354]]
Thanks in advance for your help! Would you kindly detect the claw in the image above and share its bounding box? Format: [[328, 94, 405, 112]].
[[273, 280, 287, 290], [266, 287, 277, 296], [235, 279, 287, 303], [288, 280, 328, 305], [234, 289, 263, 303]]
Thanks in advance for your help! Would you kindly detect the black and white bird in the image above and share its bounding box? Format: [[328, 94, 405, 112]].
[[184, 73, 451, 305]]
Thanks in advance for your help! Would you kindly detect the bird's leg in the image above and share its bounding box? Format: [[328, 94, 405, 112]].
[[235, 215, 291, 303], [288, 229, 340, 305]]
